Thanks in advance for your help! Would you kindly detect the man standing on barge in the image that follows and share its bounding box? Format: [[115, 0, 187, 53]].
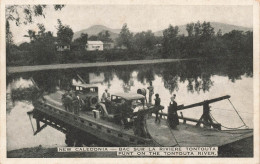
[[102, 89, 110, 102], [154, 93, 161, 123], [147, 82, 154, 104], [72, 92, 80, 115], [168, 94, 179, 129]]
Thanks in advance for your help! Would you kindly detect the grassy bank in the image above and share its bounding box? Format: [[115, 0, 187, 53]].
[[7, 58, 197, 74]]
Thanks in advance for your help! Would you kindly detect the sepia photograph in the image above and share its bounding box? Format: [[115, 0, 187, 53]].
[[1, 0, 259, 163]]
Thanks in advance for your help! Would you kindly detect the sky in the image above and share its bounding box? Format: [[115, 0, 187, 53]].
[[8, 5, 253, 44]]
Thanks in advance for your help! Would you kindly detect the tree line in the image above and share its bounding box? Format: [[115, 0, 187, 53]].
[[116, 22, 252, 59], [6, 19, 253, 66]]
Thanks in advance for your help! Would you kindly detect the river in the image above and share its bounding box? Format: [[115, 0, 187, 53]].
[[6, 58, 253, 151]]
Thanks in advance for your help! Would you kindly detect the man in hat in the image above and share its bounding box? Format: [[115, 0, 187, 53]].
[[72, 92, 80, 115], [168, 94, 179, 129], [154, 93, 161, 123]]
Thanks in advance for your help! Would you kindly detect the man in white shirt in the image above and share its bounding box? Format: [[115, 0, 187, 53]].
[[147, 82, 154, 104], [101, 89, 110, 102]]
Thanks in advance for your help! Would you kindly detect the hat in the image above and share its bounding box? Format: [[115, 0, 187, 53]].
[[171, 95, 176, 101]]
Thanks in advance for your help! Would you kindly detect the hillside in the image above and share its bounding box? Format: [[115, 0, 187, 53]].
[[73, 22, 252, 41], [73, 25, 120, 41], [154, 22, 252, 36]]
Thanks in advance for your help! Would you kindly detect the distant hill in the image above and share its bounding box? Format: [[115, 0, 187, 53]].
[[73, 25, 120, 41], [154, 22, 252, 36], [73, 22, 252, 41]]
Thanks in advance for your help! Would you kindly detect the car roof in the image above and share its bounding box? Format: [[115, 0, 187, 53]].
[[72, 83, 98, 88], [112, 93, 145, 100]]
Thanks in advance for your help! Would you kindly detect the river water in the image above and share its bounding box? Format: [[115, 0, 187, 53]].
[[6, 58, 253, 151]]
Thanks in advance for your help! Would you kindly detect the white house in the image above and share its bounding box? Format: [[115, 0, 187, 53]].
[[86, 41, 104, 51]]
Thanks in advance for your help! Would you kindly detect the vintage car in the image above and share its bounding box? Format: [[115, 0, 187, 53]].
[[62, 83, 99, 110], [96, 92, 146, 123]]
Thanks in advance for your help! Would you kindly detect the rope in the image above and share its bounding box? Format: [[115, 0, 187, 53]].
[[209, 113, 247, 130], [212, 107, 253, 115], [149, 134, 165, 147], [145, 117, 179, 147], [165, 119, 180, 147], [227, 99, 249, 128], [27, 112, 35, 133]]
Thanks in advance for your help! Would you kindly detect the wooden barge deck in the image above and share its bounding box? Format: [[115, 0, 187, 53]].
[[146, 117, 253, 147]]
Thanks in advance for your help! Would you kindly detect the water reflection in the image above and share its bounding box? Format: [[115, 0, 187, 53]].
[[8, 58, 253, 101]]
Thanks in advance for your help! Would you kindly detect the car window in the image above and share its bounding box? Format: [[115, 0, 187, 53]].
[[76, 86, 83, 91], [111, 96, 123, 103], [90, 88, 97, 93], [131, 99, 144, 107], [82, 88, 89, 93]]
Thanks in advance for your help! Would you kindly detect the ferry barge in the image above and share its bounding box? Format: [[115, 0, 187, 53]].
[[29, 83, 253, 151]]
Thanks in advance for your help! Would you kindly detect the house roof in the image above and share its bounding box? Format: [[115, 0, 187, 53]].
[[112, 93, 145, 100], [87, 41, 103, 45], [72, 83, 98, 88]]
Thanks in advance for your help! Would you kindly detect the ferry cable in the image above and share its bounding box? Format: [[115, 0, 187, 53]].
[[212, 107, 253, 115], [227, 99, 249, 129], [209, 113, 247, 130]]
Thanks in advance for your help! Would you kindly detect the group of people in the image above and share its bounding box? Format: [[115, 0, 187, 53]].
[[101, 82, 180, 130], [148, 82, 179, 129], [153, 93, 179, 129], [101, 89, 133, 127], [62, 90, 80, 115]]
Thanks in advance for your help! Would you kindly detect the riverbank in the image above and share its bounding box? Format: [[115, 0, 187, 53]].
[[7, 58, 198, 74]]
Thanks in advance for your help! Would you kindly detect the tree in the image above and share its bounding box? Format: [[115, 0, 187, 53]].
[[162, 25, 180, 57], [201, 21, 215, 41], [186, 23, 195, 37], [134, 30, 156, 52], [116, 23, 134, 49], [24, 23, 46, 41], [222, 30, 251, 56], [6, 20, 13, 45], [74, 33, 88, 45], [88, 35, 98, 41], [185, 21, 216, 57], [6, 5, 65, 65], [194, 21, 202, 37], [37, 23, 46, 35], [29, 29, 56, 64], [6, 5, 65, 25], [19, 42, 31, 50], [26, 30, 36, 41], [97, 30, 112, 42], [244, 31, 253, 56], [216, 29, 223, 37], [6, 20, 13, 63], [73, 33, 88, 50], [56, 19, 74, 45]]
